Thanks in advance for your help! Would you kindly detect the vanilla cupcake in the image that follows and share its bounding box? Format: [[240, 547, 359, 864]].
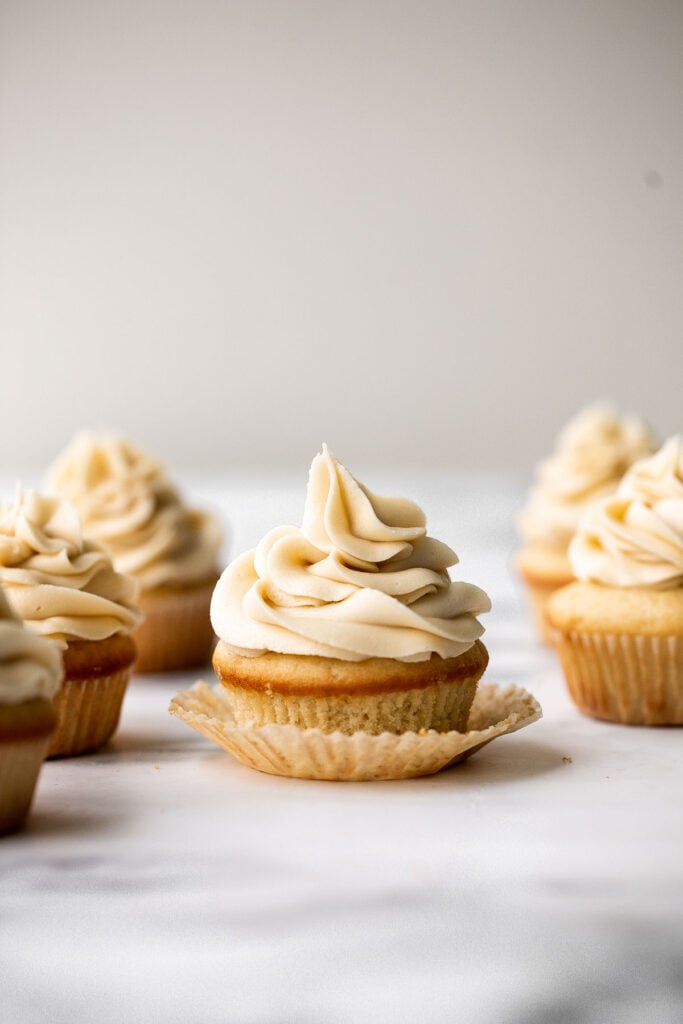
[[0, 587, 62, 833], [210, 446, 491, 735], [48, 433, 222, 672], [517, 404, 655, 641], [548, 438, 683, 725], [0, 491, 140, 756]]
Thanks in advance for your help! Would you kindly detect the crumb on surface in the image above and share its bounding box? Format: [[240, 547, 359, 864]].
[[562, 756, 573, 764], [153, 764, 160, 770]]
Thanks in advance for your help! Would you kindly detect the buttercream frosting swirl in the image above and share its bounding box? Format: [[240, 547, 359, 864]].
[[0, 586, 63, 704], [0, 490, 141, 648], [211, 446, 491, 662], [47, 433, 222, 589], [569, 437, 683, 589], [518, 404, 656, 549]]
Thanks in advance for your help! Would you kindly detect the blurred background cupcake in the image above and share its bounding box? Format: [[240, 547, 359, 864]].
[[516, 403, 656, 642], [47, 433, 223, 672], [0, 586, 62, 834], [0, 490, 140, 756], [547, 437, 683, 724]]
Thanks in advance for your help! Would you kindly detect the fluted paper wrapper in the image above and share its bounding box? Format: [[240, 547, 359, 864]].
[[0, 735, 52, 835], [169, 682, 542, 781], [135, 583, 216, 673], [49, 667, 132, 758], [551, 629, 683, 725]]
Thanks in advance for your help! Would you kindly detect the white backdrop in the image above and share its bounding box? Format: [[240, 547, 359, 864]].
[[1, 0, 681, 476]]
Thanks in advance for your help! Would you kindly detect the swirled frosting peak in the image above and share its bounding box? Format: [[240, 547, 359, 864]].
[[518, 403, 656, 549], [47, 433, 222, 589], [211, 446, 491, 662], [0, 586, 62, 704], [569, 437, 683, 589], [0, 490, 141, 647]]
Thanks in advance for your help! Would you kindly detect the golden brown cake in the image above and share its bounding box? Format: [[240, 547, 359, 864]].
[[0, 587, 62, 834], [517, 404, 655, 642], [213, 640, 489, 734], [0, 490, 141, 757], [548, 438, 683, 725], [47, 432, 222, 672], [209, 445, 491, 738]]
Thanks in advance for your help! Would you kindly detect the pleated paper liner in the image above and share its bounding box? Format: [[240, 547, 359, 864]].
[[551, 628, 683, 725], [0, 734, 53, 835], [169, 681, 542, 781], [49, 667, 132, 758], [135, 580, 217, 673]]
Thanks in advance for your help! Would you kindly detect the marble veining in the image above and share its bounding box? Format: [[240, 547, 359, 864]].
[[1, 475, 682, 1024]]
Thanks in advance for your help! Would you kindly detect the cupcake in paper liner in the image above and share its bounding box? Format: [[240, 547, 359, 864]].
[[0, 490, 141, 756], [209, 445, 494, 739], [548, 437, 683, 725], [0, 586, 62, 834], [169, 680, 542, 782], [517, 404, 656, 643], [47, 433, 222, 672], [171, 444, 542, 778]]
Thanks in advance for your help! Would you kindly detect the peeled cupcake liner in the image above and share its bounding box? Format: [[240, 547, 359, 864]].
[[134, 581, 216, 673], [49, 666, 132, 758], [550, 628, 683, 725], [0, 733, 53, 835], [169, 681, 542, 781]]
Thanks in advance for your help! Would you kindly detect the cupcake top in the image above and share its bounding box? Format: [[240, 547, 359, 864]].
[[569, 437, 683, 590], [0, 585, 63, 705], [47, 433, 222, 590], [518, 403, 656, 550], [0, 490, 141, 648], [211, 445, 491, 662]]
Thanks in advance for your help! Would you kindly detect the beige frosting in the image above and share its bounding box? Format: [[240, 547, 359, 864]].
[[569, 437, 683, 589], [0, 490, 141, 648], [518, 404, 655, 550], [211, 446, 491, 662], [47, 433, 222, 590], [0, 586, 62, 704]]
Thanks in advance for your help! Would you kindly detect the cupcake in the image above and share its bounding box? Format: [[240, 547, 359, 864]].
[[0, 490, 141, 756], [210, 445, 491, 735], [47, 433, 222, 672], [0, 586, 62, 834], [517, 403, 655, 641], [547, 437, 683, 725]]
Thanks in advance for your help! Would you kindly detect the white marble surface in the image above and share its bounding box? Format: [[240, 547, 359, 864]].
[[2, 475, 682, 1024]]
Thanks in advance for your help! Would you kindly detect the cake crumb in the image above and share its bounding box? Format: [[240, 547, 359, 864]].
[[562, 756, 573, 764], [153, 764, 160, 770]]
